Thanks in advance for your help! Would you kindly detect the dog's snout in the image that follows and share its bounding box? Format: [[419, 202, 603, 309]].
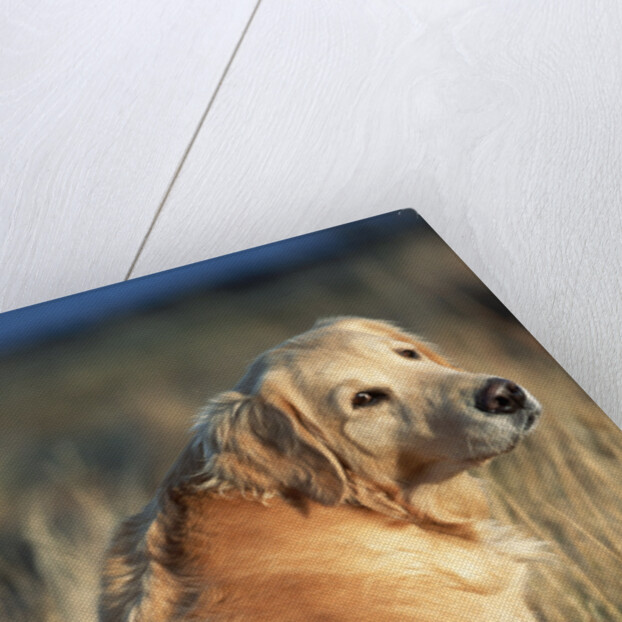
[[475, 378, 526, 414]]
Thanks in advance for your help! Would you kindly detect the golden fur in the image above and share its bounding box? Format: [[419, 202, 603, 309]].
[[99, 317, 544, 621]]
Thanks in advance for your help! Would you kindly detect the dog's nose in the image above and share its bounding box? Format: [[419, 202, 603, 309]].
[[475, 378, 526, 414]]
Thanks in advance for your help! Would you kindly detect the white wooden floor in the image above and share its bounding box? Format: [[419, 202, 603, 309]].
[[1, 1, 621, 424]]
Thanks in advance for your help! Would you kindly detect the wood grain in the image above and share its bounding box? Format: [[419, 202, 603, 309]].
[[131, 0, 622, 424], [0, 0, 257, 311]]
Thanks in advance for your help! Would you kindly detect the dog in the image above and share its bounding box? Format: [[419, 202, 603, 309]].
[[99, 317, 544, 621]]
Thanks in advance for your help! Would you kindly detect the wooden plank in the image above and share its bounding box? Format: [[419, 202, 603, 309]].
[[0, 0, 257, 311], [132, 0, 622, 423]]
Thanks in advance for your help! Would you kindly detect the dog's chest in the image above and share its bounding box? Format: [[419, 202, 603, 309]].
[[169, 495, 533, 621]]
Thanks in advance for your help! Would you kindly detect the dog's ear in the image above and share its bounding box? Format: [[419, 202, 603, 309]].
[[190, 391, 346, 506]]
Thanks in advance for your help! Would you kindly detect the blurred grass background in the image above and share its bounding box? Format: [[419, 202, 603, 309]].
[[0, 224, 621, 621]]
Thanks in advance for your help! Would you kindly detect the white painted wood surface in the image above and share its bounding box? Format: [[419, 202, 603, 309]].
[[0, 0, 257, 309], [1, 1, 620, 423]]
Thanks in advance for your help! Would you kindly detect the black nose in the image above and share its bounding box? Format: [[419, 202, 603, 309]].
[[475, 378, 526, 414]]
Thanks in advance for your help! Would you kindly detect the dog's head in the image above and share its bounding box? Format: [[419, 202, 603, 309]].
[[181, 317, 541, 527]]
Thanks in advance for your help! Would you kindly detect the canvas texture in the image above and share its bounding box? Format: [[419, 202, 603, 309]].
[[0, 210, 620, 621]]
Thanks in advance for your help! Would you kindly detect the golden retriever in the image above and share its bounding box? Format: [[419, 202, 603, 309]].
[[99, 317, 544, 621]]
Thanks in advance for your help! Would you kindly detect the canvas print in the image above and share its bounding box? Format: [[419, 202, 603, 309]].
[[0, 210, 620, 621]]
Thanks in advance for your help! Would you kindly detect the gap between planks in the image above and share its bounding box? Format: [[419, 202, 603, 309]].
[[124, 0, 264, 281]]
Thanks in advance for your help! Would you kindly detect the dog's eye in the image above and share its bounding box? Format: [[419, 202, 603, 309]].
[[397, 348, 419, 359], [352, 390, 389, 408]]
